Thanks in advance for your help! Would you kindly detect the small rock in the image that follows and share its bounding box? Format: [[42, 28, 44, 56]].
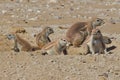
[[115, 73, 119, 75], [70, 8, 74, 11], [109, 18, 116, 24], [65, 76, 70, 80], [2, 10, 7, 14], [49, 0, 57, 3], [49, 59, 57, 64]]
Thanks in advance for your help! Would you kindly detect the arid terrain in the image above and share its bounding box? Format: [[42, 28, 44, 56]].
[[0, 0, 120, 80]]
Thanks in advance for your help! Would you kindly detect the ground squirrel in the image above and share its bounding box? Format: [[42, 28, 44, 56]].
[[7, 33, 40, 52], [36, 27, 54, 49], [86, 29, 107, 54], [41, 38, 69, 55]]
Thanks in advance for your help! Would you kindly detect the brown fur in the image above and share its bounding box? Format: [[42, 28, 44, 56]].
[[66, 17, 105, 47], [36, 27, 54, 49], [41, 38, 69, 55]]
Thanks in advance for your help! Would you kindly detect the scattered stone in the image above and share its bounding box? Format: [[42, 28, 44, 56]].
[[49, 0, 57, 3], [115, 72, 119, 75], [109, 18, 116, 24], [2, 10, 7, 14]]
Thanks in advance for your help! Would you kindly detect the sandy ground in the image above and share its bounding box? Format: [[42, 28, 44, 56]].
[[0, 0, 120, 80]]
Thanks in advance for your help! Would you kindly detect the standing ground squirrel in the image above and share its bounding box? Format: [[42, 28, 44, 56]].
[[86, 29, 107, 54], [36, 27, 54, 49]]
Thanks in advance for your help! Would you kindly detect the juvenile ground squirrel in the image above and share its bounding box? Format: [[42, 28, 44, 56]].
[[36, 27, 54, 49]]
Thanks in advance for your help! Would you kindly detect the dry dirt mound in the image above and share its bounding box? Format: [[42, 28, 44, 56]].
[[0, 34, 13, 51]]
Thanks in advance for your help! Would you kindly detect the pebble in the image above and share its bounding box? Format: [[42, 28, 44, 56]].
[[49, 0, 57, 3]]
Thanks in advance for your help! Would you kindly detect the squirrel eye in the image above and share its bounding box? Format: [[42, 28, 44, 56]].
[[61, 39, 66, 41], [97, 30, 100, 33], [97, 19, 100, 22], [63, 40, 66, 41]]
